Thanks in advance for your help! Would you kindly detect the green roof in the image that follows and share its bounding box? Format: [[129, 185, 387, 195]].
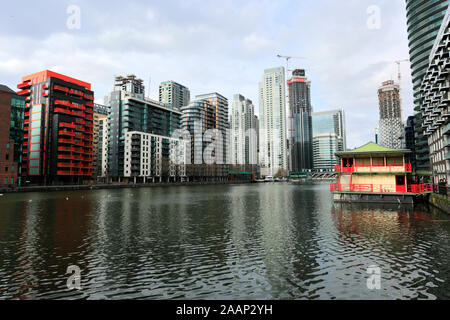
[[336, 142, 411, 156]]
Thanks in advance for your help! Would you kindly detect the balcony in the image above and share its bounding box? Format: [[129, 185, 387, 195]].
[[84, 94, 94, 101], [54, 100, 71, 107], [59, 130, 76, 137], [59, 122, 76, 129], [17, 81, 31, 89], [71, 103, 85, 111], [443, 122, 450, 135], [70, 89, 84, 97], [334, 164, 412, 174], [54, 85, 69, 93], [17, 89, 31, 96], [58, 138, 76, 144]]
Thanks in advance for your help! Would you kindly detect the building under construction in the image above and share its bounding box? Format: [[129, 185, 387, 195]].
[[114, 75, 145, 99], [378, 80, 403, 149], [288, 69, 313, 173]]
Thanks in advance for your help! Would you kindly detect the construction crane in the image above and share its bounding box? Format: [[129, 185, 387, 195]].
[[277, 55, 307, 73], [277, 54, 307, 172], [396, 59, 409, 82], [395, 59, 409, 119]]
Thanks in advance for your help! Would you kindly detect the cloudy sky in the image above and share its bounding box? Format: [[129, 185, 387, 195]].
[[0, 0, 412, 149]]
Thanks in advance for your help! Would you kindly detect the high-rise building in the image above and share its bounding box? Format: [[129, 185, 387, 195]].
[[195, 92, 230, 177], [159, 81, 190, 111], [259, 67, 288, 177], [17, 70, 94, 185], [114, 75, 145, 99], [312, 109, 346, 171], [404, 115, 417, 170], [93, 103, 109, 178], [230, 94, 257, 166], [181, 99, 227, 180], [375, 125, 380, 144], [405, 0, 450, 172], [419, 5, 450, 183], [123, 131, 186, 183], [378, 80, 404, 149], [105, 76, 182, 181], [288, 69, 313, 173], [0, 85, 25, 187]]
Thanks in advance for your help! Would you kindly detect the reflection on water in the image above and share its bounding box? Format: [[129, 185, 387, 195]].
[[0, 183, 450, 300]]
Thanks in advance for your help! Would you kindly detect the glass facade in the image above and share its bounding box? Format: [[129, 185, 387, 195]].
[[312, 110, 346, 171], [10, 94, 25, 169], [106, 89, 182, 179], [406, 0, 449, 172]]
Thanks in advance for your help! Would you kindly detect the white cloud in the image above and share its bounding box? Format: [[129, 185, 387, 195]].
[[0, 0, 414, 149]]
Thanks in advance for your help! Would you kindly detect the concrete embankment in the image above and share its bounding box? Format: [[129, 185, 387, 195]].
[[428, 194, 450, 214], [0, 181, 254, 195]]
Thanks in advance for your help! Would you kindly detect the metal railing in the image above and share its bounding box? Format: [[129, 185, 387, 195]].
[[330, 183, 442, 194]]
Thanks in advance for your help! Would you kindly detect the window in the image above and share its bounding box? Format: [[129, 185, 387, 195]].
[[6, 143, 10, 149], [5, 166, 8, 172], [5, 154, 9, 161]]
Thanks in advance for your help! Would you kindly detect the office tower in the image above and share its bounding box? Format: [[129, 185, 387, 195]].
[[0, 85, 25, 186], [114, 75, 145, 99], [255, 115, 260, 166], [159, 81, 190, 110], [378, 80, 404, 149], [230, 94, 257, 166], [406, 0, 450, 172], [312, 109, 346, 171], [17, 70, 94, 185], [375, 125, 380, 144], [195, 92, 230, 177], [93, 103, 108, 178], [105, 75, 182, 182], [404, 115, 416, 170], [288, 69, 313, 173], [420, 5, 450, 182], [259, 67, 288, 177], [181, 99, 225, 181]]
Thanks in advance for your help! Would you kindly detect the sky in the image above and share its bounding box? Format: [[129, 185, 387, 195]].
[[0, 0, 413, 149]]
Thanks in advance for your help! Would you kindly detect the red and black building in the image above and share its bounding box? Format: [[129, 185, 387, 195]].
[[17, 70, 94, 185]]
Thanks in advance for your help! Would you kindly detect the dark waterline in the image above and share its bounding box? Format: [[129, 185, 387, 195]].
[[1, 183, 450, 300]]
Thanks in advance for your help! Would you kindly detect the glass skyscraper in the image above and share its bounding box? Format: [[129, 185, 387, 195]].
[[288, 69, 313, 173], [405, 0, 450, 172], [312, 109, 346, 171]]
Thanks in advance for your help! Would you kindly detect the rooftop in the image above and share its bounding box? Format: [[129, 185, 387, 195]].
[[336, 142, 411, 156]]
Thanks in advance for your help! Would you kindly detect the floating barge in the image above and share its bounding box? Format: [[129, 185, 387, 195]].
[[330, 142, 433, 204]]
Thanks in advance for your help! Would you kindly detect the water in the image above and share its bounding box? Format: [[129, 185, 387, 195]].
[[1, 183, 450, 300]]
